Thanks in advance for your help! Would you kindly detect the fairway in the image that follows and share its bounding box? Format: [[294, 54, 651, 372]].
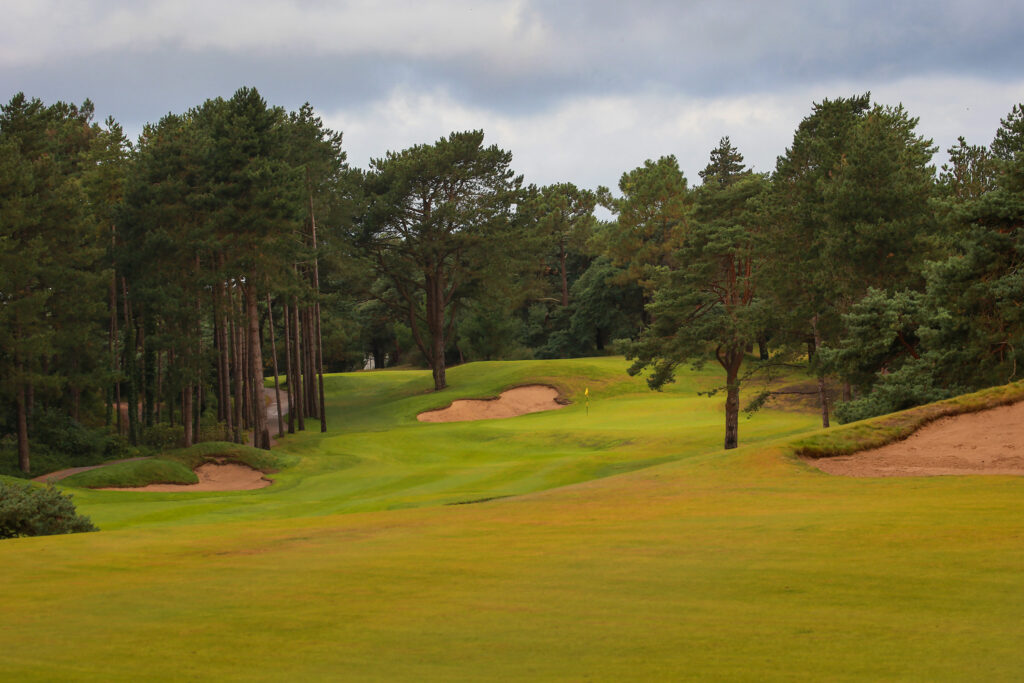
[[3, 358, 1024, 680]]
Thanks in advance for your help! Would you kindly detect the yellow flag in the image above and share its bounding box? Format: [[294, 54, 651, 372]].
[[585, 387, 589, 398]]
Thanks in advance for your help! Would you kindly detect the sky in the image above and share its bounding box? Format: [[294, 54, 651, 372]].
[[3, 0, 1023, 193]]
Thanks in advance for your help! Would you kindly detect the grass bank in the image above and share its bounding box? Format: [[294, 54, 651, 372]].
[[2, 358, 1022, 680]]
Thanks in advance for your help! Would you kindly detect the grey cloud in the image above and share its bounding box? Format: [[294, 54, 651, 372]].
[[1, 0, 1020, 186], [5, 0, 1022, 122]]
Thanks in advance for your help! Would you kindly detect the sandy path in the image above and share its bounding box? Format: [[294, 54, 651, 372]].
[[101, 462, 272, 492], [261, 386, 290, 447], [809, 401, 1024, 477], [265, 386, 289, 422], [418, 385, 566, 423]]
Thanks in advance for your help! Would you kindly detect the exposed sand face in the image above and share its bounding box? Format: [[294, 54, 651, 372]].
[[808, 401, 1024, 477], [101, 462, 272, 492], [417, 385, 566, 423]]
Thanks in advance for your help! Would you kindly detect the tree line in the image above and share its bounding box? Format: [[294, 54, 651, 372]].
[[1, 88, 1022, 472]]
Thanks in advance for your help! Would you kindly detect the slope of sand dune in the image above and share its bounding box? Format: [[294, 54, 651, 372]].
[[418, 385, 566, 423], [809, 401, 1024, 477], [102, 462, 272, 491]]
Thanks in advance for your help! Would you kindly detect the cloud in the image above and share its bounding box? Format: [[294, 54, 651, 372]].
[[0, 0, 552, 70], [3, 1, 1021, 202], [5, 0, 1023, 110], [324, 76, 1024, 194]]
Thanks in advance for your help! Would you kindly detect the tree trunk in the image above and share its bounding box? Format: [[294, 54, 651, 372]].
[[143, 322, 156, 428], [155, 350, 163, 424], [193, 274, 202, 442], [71, 380, 81, 423], [17, 376, 30, 474], [183, 385, 193, 447], [247, 280, 270, 450], [302, 307, 317, 419], [560, 244, 569, 307], [724, 354, 741, 450], [219, 287, 233, 440], [307, 308, 317, 417], [290, 297, 306, 431], [267, 295, 285, 438], [194, 384, 202, 445], [122, 277, 140, 445], [231, 309, 243, 444], [307, 193, 328, 431], [241, 322, 251, 430], [109, 227, 119, 431], [167, 350, 175, 428], [283, 303, 296, 434], [214, 314, 224, 422], [427, 271, 447, 391], [811, 314, 830, 429], [314, 301, 327, 432]]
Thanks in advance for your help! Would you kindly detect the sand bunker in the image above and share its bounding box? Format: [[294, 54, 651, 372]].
[[102, 462, 272, 492], [417, 385, 566, 423], [809, 401, 1024, 477]]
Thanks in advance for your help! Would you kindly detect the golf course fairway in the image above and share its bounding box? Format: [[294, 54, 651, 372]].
[[2, 357, 1023, 680]]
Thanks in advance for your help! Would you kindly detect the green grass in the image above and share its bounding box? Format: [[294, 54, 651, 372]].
[[2, 357, 1023, 680]]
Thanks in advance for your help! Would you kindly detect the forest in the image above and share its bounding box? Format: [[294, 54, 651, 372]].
[[1, 87, 1022, 474]]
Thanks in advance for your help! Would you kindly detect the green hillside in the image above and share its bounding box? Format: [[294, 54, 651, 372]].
[[2, 358, 1023, 680]]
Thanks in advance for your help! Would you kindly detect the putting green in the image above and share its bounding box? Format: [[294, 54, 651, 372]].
[[2, 358, 1023, 680]]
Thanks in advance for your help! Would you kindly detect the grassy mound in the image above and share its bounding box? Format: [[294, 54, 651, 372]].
[[160, 441, 298, 472], [62, 459, 198, 488], [61, 442, 297, 489]]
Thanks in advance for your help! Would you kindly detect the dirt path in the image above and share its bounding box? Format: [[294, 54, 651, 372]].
[[418, 385, 567, 423], [808, 401, 1024, 477], [261, 386, 289, 447], [33, 457, 154, 484]]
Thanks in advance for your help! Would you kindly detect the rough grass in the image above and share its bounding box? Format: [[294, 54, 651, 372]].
[[160, 441, 298, 473], [2, 359, 1023, 680], [61, 459, 198, 488]]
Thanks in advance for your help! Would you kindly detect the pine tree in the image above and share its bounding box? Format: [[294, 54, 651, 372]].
[[626, 143, 769, 449], [362, 131, 522, 391]]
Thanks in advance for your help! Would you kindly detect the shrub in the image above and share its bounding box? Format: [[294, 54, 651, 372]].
[[0, 481, 98, 539], [31, 407, 107, 459], [140, 423, 184, 450]]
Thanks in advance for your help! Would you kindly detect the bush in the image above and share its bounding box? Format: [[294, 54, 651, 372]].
[[0, 481, 98, 539], [32, 407, 108, 458], [140, 423, 184, 450]]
